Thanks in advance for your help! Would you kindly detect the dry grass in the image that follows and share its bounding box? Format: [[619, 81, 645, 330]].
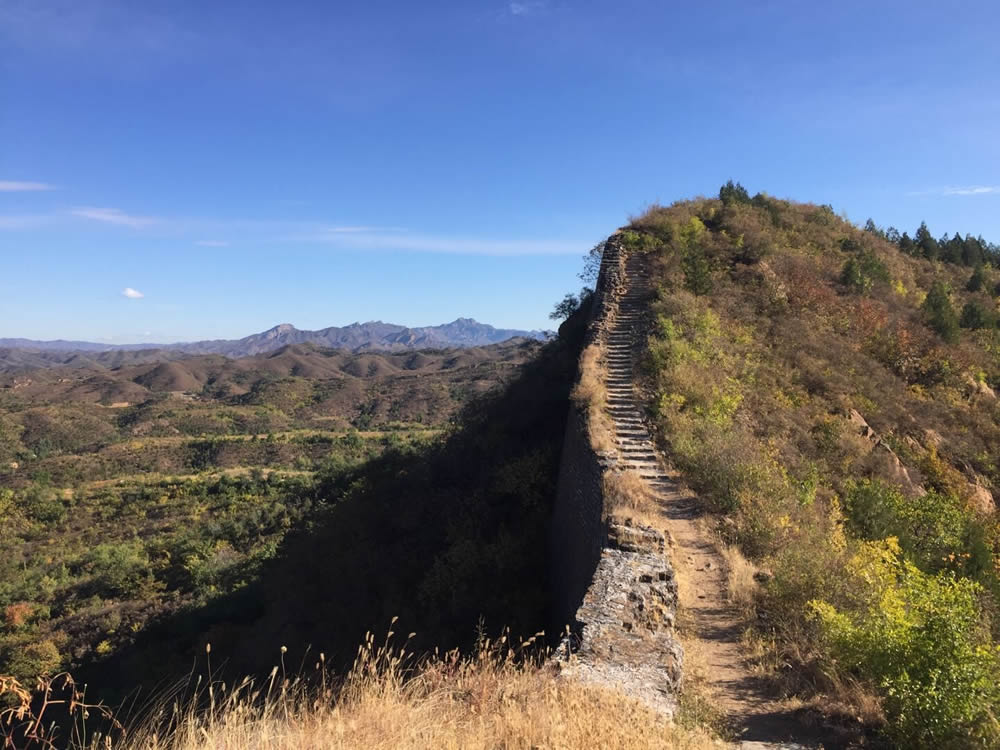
[[719, 545, 758, 612], [572, 343, 616, 454], [121, 634, 722, 750], [603, 469, 663, 529], [0, 634, 727, 749]]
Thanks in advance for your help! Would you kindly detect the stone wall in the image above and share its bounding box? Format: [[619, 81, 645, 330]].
[[548, 235, 684, 717]]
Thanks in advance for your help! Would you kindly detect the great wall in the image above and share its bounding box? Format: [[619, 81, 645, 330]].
[[549, 234, 816, 749], [549, 233, 685, 716]]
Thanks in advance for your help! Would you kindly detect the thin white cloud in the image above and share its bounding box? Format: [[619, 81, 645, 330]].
[[72, 207, 158, 228], [943, 186, 1000, 196], [908, 185, 1000, 197], [122, 287, 145, 299], [0, 180, 55, 192], [196, 239, 229, 247]]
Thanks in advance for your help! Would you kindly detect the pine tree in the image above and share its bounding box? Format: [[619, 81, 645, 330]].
[[967, 265, 986, 292], [960, 301, 992, 330], [922, 280, 960, 343], [719, 180, 750, 206], [916, 222, 939, 260]]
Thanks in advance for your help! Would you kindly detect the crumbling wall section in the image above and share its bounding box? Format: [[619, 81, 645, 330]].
[[548, 235, 684, 717]]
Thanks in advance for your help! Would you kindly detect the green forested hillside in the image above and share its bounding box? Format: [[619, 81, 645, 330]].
[[628, 186, 1000, 747], [0, 341, 542, 687]]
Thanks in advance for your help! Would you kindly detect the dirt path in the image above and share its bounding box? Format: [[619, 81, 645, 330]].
[[602, 246, 837, 749]]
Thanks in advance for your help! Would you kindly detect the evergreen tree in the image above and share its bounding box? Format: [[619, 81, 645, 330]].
[[961, 235, 985, 267], [967, 265, 986, 292], [899, 232, 916, 256], [719, 180, 750, 206], [916, 221, 939, 260], [840, 258, 866, 292], [960, 301, 992, 330], [863, 219, 885, 239], [922, 280, 960, 343], [941, 233, 962, 264]]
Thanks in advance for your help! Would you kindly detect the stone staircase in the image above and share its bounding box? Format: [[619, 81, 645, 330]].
[[596, 242, 819, 750], [552, 238, 684, 717], [603, 249, 671, 491]]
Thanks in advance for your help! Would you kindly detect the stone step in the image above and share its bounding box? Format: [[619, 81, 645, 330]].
[[621, 456, 660, 466]]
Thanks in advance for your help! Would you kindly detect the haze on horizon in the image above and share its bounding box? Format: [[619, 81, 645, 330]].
[[2, 0, 999, 343]]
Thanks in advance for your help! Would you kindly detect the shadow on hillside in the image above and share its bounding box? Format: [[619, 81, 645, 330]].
[[79, 306, 590, 710]]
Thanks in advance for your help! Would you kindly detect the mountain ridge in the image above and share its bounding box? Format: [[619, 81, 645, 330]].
[[0, 318, 550, 359]]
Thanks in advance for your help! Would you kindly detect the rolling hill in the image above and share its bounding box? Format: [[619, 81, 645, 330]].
[[0, 318, 549, 367]]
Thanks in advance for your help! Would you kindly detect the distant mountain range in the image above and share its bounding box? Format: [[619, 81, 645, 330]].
[[0, 319, 550, 360]]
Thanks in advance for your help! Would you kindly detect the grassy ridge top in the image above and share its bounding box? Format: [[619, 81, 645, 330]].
[[628, 188, 1000, 747]]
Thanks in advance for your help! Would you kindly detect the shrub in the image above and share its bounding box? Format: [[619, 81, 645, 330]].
[[19, 486, 66, 524], [839, 251, 889, 294], [678, 217, 713, 295], [810, 539, 1000, 748], [921, 280, 960, 343], [1, 639, 62, 681], [85, 541, 151, 598], [619, 229, 659, 253], [843, 480, 984, 578], [960, 300, 994, 330]]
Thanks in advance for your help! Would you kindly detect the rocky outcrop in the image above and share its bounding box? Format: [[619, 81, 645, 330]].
[[845, 407, 926, 497], [554, 520, 683, 715]]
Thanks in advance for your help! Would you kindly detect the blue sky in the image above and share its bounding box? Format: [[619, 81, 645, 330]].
[[2, 0, 999, 343]]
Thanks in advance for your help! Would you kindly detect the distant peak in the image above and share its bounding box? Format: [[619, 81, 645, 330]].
[[265, 323, 297, 335]]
